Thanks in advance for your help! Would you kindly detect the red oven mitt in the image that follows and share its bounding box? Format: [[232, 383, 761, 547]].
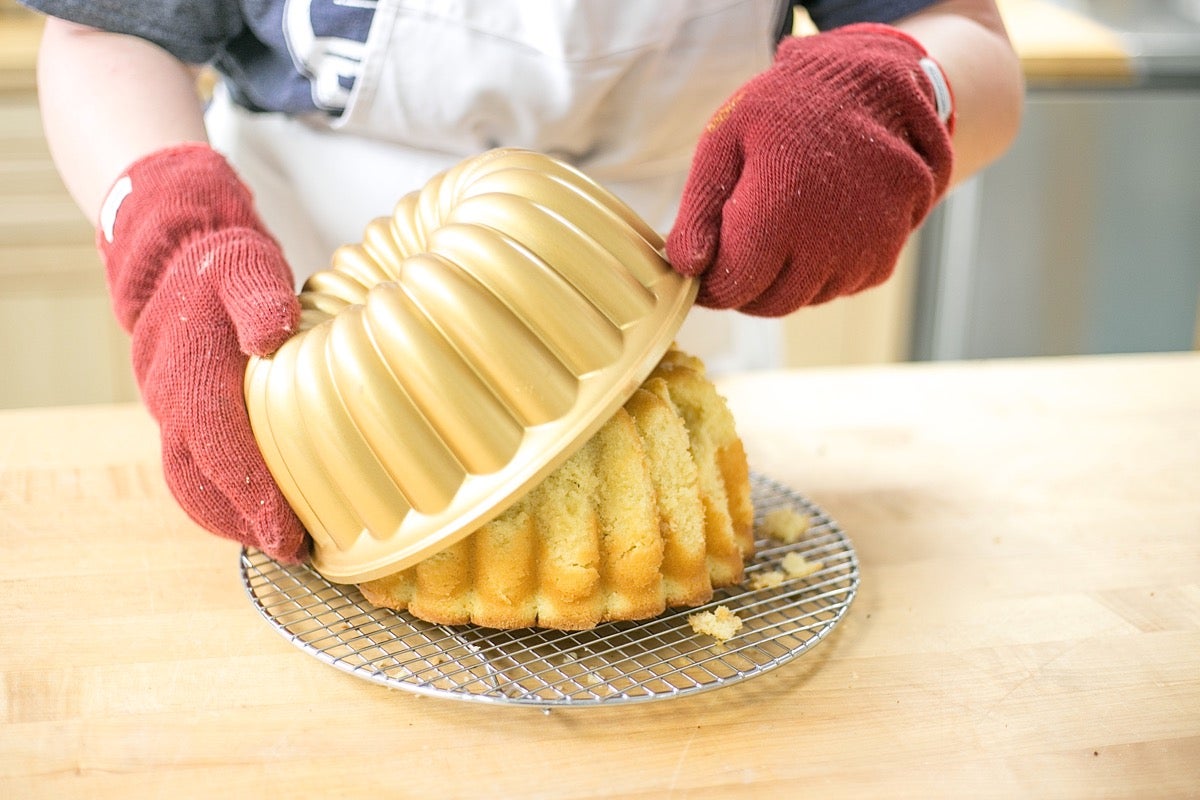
[[98, 143, 307, 562], [667, 23, 955, 316]]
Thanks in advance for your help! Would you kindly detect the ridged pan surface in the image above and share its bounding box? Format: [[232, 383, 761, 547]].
[[245, 149, 696, 584]]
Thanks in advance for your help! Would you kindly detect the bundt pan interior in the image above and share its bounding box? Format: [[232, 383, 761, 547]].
[[244, 148, 697, 584]]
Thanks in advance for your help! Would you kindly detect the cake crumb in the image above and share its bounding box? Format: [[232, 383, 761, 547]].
[[688, 605, 744, 643], [781, 551, 822, 579], [583, 673, 612, 696], [761, 508, 811, 543], [748, 569, 786, 590]]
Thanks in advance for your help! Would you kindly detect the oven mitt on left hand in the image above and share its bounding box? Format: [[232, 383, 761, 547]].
[[667, 23, 955, 316], [98, 143, 307, 563]]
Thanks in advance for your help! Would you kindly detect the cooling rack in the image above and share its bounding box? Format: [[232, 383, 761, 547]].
[[240, 473, 859, 708]]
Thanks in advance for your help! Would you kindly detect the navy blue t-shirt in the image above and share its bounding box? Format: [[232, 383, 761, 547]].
[[20, 0, 939, 116]]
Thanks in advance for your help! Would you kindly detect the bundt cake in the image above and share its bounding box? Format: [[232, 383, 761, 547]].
[[359, 347, 754, 630], [243, 148, 754, 630], [244, 148, 698, 585]]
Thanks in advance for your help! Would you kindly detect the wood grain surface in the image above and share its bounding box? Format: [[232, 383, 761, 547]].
[[2, 352, 1197, 798], [998, 0, 1134, 85]]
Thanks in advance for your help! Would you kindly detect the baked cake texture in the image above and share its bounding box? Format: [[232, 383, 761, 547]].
[[358, 347, 754, 630]]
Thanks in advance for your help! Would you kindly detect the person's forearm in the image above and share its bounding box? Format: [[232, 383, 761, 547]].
[[37, 18, 210, 225], [894, 0, 1024, 185]]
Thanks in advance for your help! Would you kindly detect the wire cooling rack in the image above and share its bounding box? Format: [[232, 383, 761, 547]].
[[241, 473, 859, 708]]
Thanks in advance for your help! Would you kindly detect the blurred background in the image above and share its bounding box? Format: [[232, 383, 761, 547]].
[[2, 0, 1198, 408]]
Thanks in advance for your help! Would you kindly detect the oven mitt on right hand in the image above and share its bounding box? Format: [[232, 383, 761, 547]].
[[667, 23, 955, 316]]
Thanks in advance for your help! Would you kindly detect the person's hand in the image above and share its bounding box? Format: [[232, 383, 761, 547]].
[[99, 143, 307, 562], [667, 23, 955, 316]]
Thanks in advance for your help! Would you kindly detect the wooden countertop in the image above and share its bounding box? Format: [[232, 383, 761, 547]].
[[997, 0, 1134, 85], [2, 352, 1197, 798]]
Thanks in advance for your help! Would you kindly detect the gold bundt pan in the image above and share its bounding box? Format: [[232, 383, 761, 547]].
[[244, 149, 697, 583]]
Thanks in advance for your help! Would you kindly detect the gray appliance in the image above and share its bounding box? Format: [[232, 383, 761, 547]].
[[911, 0, 1200, 360]]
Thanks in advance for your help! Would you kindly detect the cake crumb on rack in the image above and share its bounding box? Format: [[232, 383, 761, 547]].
[[781, 551, 822, 579], [688, 606, 743, 643], [761, 507, 811, 543], [748, 569, 786, 590]]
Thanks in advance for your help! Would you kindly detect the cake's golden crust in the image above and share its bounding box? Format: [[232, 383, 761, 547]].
[[624, 385, 712, 608], [528, 434, 607, 628], [358, 348, 753, 630], [647, 357, 751, 587], [592, 407, 668, 624]]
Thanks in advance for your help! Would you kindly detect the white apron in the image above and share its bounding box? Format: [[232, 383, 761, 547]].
[[207, 0, 788, 369]]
